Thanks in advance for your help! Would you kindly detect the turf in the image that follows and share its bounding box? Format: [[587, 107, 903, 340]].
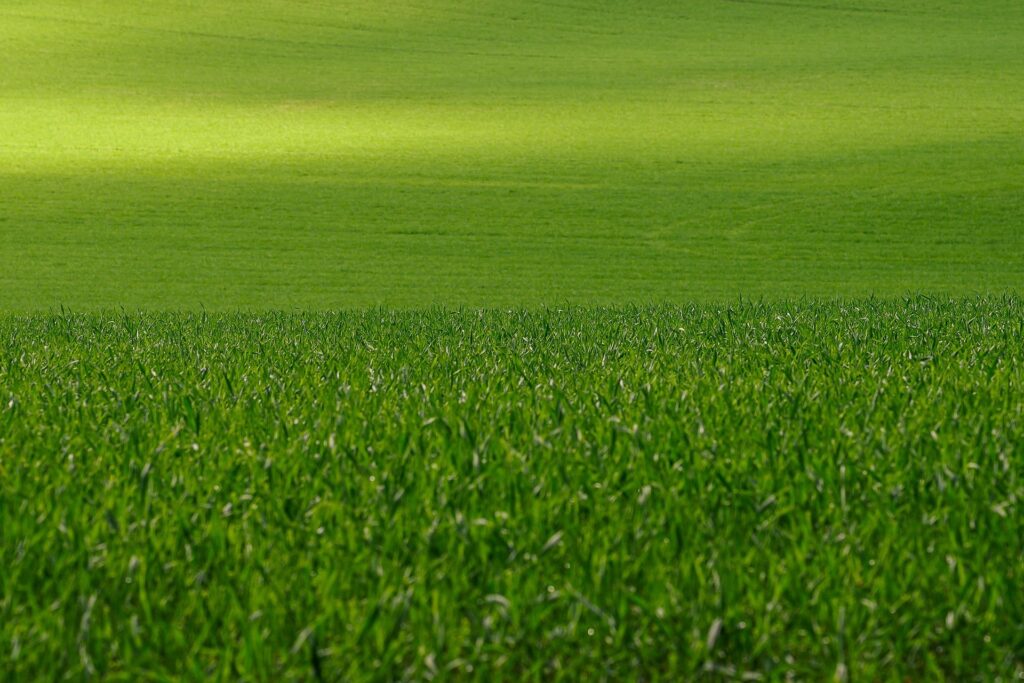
[[2, 299, 1022, 679], [2, 0, 1023, 308]]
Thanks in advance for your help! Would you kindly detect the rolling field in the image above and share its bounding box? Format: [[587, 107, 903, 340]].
[[1, 0, 1023, 308], [3, 0, 1024, 680], [2, 299, 1023, 679]]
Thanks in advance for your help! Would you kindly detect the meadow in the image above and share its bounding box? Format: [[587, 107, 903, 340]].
[[3, 0, 1024, 679], [2, 299, 1023, 679], [1, 0, 1022, 308]]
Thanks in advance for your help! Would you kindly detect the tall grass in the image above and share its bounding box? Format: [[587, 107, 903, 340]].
[[2, 298, 1022, 679]]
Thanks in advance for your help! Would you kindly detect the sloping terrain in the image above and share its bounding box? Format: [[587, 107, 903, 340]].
[[2, 1, 1022, 307]]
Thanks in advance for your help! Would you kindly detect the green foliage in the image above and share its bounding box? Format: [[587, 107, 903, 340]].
[[2, 298, 1022, 679], [2, 0, 1023, 308]]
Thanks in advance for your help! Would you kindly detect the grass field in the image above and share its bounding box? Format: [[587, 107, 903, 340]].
[[3, 1, 1024, 680], [2, 299, 1022, 679], [2, 0, 1023, 308]]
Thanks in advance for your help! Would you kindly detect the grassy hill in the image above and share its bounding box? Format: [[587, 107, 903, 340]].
[[3, 3, 1023, 679], [2, 0, 1022, 308]]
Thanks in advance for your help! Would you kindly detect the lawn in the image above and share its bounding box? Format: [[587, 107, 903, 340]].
[[1, 0, 1022, 308]]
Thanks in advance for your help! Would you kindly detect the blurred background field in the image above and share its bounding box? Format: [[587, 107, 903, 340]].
[[2, 0, 1022, 308]]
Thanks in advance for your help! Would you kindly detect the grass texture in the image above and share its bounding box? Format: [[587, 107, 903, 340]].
[[2, 0, 1023, 308], [2, 298, 1022, 679]]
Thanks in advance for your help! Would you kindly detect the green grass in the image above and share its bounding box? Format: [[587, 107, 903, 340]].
[[3, 2, 1022, 679], [2, 299, 1022, 679], [2, 0, 1023, 308]]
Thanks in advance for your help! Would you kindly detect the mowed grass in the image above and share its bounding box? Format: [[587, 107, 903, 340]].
[[2, 299, 1022, 679], [2, 0, 1023, 308]]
